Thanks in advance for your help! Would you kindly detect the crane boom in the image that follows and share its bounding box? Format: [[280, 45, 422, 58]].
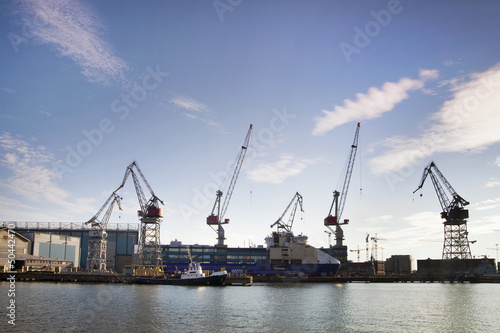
[[116, 161, 164, 217], [270, 192, 304, 233], [87, 192, 122, 230], [337, 122, 360, 222], [413, 161, 469, 219], [207, 124, 252, 246], [220, 124, 252, 222]]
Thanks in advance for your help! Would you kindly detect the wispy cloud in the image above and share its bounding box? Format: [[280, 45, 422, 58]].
[[312, 69, 439, 136], [249, 154, 316, 184], [40, 110, 51, 117], [1, 87, 15, 94], [0, 132, 95, 217], [495, 156, 500, 167], [474, 198, 500, 210], [16, 0, 129, 85], [485, 178, 500, 188], [369, 63, 500, 174], [170, 95, 209, 113], [168, 93, 226, 132]]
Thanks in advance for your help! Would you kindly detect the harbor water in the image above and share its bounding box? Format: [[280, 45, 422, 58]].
[[2, 281, 500, 332]]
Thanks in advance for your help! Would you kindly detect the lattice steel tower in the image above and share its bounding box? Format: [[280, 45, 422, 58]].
[[414, 161, 472, 260], [86, 192, 122, 271]]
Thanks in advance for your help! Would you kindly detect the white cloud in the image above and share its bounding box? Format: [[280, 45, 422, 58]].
[[17, 0, 129, 84], [40, 110, 51, 117], [168, 93, 226, 133], [495, 156, 500, 167], [370, 63, 500, 174], [485, 178, 500, 188], [312, 69, 438, 135], [474, 198, 500, 210], [0, 132, 96, 216], [1, 87, 15, 94], [249, 154, 315, 184], [419, 69, 439, 80], [170, 96, 209, 113]]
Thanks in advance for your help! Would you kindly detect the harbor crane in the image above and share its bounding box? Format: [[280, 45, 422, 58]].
[[413, 161, 472, 260], [365, 233, 370, 261], [86, 192, 122, 271], [116, 161, 164, 266], [350, 245, 367, 262], [270, 192, 304, 233], [370, 234, 386, 261], [324, 122, 360, 247], [207, 124, 252, 246]]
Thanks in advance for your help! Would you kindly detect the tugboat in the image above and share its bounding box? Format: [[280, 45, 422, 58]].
[[136, 247, 227, 286]]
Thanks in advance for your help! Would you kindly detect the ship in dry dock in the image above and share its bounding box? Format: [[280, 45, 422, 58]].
[[161, 231, 341, 277]]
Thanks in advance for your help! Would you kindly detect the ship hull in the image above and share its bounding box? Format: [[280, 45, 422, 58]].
[[163, 262, 340, 276], [135, 274, 226, 286]]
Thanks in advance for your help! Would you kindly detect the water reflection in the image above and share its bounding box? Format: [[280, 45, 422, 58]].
[[5, 282, 500, 333]]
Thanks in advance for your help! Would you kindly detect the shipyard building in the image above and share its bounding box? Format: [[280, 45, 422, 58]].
[[1, 222, 139, 272]]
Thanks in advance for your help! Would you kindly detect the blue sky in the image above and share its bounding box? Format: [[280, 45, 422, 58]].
[[1, 0, 500, 265]]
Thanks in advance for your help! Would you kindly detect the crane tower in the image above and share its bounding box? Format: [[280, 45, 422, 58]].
[[414, 161, 472, 260], [86, 192, 122, 271], [207, 124, 252, 246]]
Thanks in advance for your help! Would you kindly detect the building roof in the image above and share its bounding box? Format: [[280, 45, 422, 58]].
[[0, 253, 72, 263], [0, 227, 30, 242]]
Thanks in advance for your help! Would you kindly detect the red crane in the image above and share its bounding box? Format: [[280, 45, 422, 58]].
[[116, 161, 164, 266], [207, 124, 252, 246], [324, 122, 360, 247]]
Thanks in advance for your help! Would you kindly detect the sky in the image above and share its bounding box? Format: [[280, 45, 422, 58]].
[[1, 0, 500, 266]]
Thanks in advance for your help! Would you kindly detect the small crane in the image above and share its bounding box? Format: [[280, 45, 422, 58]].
[[270, 192, 304, 233], [350, 245, 366, 262], [324, 122, 360, 247], [365, 233, 370, 261], [370, 234, 386, 261], [414, 161, 472, 260], [207, 124, 252, 246], [116, 161, 164, 267], [86, 192, 122, 271]]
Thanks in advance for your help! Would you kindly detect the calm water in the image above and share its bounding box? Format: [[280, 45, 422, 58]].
[[1, 281, 500, 332]]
